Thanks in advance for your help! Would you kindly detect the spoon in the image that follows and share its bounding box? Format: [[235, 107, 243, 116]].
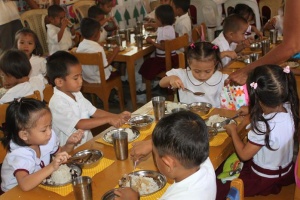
[[184, 88, 205, 96], [213, 114, 240, 129]]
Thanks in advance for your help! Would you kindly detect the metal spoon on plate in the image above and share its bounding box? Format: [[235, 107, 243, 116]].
[[213, 114, 240, 129]]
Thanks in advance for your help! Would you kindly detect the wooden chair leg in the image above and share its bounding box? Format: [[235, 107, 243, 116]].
[[116, 85, 125, 111], [146, 79, 152, 102]]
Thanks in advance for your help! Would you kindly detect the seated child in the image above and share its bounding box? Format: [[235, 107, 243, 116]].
[[96, 0, 118, 36], [1, 98, 84, 192], [139, 4, 177, 82], [115, 111, 216, 200], [171, 0, 192, 43], [0, 50, 45, 104], [263, 1, 285, 36], [76, 17, 119, 83], [14, 28, 47, 78], [212, 14, 251, 66], [46, 5, 76, 55], [88, 5, 108, 43], [233, 4, 263, 39], [160, 42, 228, 107], [46, 51, 131, 147]]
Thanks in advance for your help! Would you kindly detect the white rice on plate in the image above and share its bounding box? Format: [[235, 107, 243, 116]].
[[166, 102, 187, 113], [124, 175, 159, 195], [43, 164, 71, 185], [206, 114, 227, 127], [104, 128, 136, 143]]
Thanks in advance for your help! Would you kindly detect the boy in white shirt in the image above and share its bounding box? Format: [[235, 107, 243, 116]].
[[88, 5, 108, 43], [46, 51, 130, 147], [212, 14, 251, 66], [0, 50, 45, 104], [76, 17, 119, 83], [115, 111, 216, 200], [46, 5, 75, 55]]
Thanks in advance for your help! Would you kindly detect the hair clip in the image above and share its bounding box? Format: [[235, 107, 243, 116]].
[[190, 43, 195, 49], [283, 66, 290, 74], [212, 45, 218, 50], [250, 82, 257, 89]]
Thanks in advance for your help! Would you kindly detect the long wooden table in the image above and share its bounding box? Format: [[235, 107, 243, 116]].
[[107, 43, 155, 111], [0, 101, 248, 200]]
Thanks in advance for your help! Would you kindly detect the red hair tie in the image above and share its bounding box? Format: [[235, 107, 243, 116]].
[[190, 43, 195, 49], [212, 45, 218, 50]]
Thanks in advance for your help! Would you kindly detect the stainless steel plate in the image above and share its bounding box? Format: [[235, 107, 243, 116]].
[[103, 128, 140, 144], [206, 115, 236, 132], [119, 170, 167, 196], [41, 164, 82, 187]]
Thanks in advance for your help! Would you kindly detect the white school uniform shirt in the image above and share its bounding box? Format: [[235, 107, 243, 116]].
[[46, 24, 74, 55], [1, 130, 59, 192], [174, 12, 192, 43], [159, 158, 216, 200], [49, 87, 95, 147], [0, 1, 20, 26], [155, 25, 176, 57], [76, 39, 112, 83], [29, 54, 47, 77], [0, 74, 45, 104], [212, 32, 237, 66], [247, 103, 294, 178], [97, 29, 108, 43], [273, 15, 284, 36], [146, 9, 155, 19], [166, 69, 228, 107]]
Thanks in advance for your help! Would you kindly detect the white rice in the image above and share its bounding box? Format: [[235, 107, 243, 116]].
[[205, 114, 227, 127], [125, 175, 159, 195], [50, 164, 71, 185], [166, 102, 187, 113], [104, 128, 136, 143]]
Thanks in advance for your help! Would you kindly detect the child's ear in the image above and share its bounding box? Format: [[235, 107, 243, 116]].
[[19, 130, 29, 142], [54, 77, 64, 88], [161, 155, 176, 172]]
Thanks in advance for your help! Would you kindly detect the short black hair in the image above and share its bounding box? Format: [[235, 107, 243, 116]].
[[155, 4, 175, 26], [223, 14, 248, 34], [0, 49, 31, 78], [14, 28, 44, 56], [80, 18, 100, 39], [48, 4, 65, 18], [172, 0, 190, 13], [233, 4, 254, 21], [88, 5, 106, 19], [46, 51, 79, 86], [152, 111, 209, 169]]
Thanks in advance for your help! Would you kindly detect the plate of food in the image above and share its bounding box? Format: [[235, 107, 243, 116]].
[[119, 170, 167, 196], [165, 102, 188, 114], [205, 114, 236, 132], [41, 164, 81, 186], [103, 128, 140, 144], [282, 61, 300, 68]]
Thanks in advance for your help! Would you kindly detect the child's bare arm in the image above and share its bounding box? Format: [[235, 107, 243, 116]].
[[15, 152, 69, 191], [114, 187, 139, 200], [251, 25, 263, 39], [61, 130, 85, 152], [75, 110, 131, 129], [220, 51, 237, 59], [147, 38, 165, 50], [159, 75, 184, 89], [106, 46, 120, 66]]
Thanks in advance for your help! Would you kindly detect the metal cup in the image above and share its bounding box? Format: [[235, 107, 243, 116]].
[[137, 21, 143, 34], [261, 39, 270, 56], [115, 34, 122, 47], [72, 176, 93, 200], [134, 34, 144, 49], [152, 96, 165, 121], [125, 29, 131, 43], [249, 53, 259, 62], [269, 29, 278, 44], [112, 131, 128, 160]]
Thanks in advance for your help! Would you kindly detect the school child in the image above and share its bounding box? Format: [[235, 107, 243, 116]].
[[1, 98, 84, 192], [171, 0, 192, 42], [216, 65, 299, 199], [212, 14, 252, 66], [160, 42, 228, 107], [88, 5, 108, 43], [114, 111, 216, 200], [46, 4, 76, 55], [233, 4, 263, 39], [95, 0, 118, 35], [263, 0, 285, 36], [76, 17, 119, 83], [46, 51, 131, 147], [0, 50, 45, 104], [138, 4, 177, 89], [14, 28, 47, 78]]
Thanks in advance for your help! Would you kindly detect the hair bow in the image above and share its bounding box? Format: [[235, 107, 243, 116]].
[[283, 66, 290, 74], [190, 43, 195, 49], [212, 45, 218, 50], [250, 82, 258, 89]]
